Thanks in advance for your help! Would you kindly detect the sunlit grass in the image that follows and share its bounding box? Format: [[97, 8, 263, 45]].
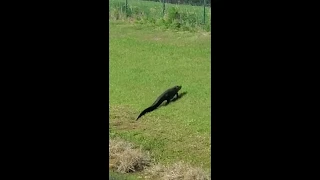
[[109, 21, 211, 175]]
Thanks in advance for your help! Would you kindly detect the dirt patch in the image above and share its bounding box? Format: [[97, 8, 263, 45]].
[[153, 37, 161, 41], [109, 105, 136, 121], [111, 120, 142, 131], [109, 105, 147, 131]]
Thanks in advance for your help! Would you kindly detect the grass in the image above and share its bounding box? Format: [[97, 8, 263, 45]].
[[109, 138, 210, 179], [109, 138, 151, 173], [109, 0, 211, 32], [109, 138, 150, 180], [109, 20, 211, 176], [146, 161, 210, 180], [109, 171, 142, 180]]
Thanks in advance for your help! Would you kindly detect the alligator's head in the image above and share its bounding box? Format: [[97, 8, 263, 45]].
[[175, 85, 182, 91]]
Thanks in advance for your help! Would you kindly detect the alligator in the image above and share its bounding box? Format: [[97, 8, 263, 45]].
[[136, 85, 182, 120]]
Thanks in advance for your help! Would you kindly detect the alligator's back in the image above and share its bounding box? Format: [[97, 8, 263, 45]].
[[150, 86, 180, 106]]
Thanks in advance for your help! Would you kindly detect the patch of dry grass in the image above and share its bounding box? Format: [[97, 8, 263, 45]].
[[145, 162, 210, 180], [109, 138, 151, 173], [109, 138, 211, 179]]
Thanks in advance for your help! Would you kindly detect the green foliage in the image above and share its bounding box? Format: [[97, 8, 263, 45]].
[[109, 0, 211, 32], [144, 0, 211, 7], [162, 6, 205, 31]]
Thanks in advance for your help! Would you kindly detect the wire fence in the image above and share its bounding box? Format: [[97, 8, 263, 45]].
[[109, 0, 211, 31]]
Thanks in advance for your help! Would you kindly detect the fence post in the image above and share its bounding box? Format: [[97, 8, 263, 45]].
[[203, 0, 206, 24], [162, 0, 166, 17], [125, 0, 128, 17]]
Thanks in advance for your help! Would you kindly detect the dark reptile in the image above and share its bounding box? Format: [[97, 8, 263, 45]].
[[136, 85, 182, 120]]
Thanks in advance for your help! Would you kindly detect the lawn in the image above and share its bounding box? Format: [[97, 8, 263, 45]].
[[109, 20, 211, 174]]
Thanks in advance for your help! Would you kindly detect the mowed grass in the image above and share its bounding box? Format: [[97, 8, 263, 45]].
[[109, 21, 211, 172]]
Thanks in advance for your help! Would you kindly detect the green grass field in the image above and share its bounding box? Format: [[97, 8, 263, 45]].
[[109, 20, 211, 175], [110, 171, 141, 180]]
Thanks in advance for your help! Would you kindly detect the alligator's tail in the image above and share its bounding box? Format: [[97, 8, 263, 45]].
[[136, 101, 162, 120], [136, 106, 153, 120]]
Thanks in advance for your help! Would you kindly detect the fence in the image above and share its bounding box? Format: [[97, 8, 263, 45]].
[[109, 0, 211, 31]]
